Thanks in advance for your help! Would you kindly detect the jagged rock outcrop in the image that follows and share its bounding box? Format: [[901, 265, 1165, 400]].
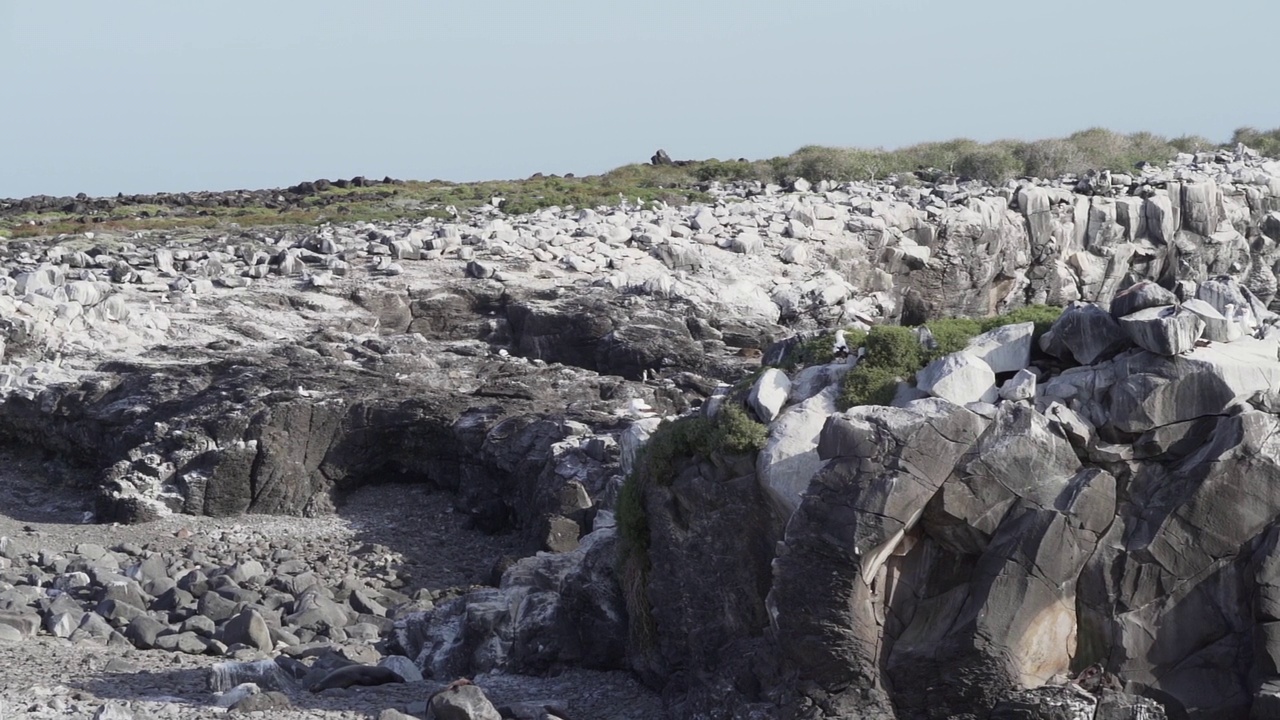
[[625, 279, 1280, 718], [4, 149, 1280, 718]]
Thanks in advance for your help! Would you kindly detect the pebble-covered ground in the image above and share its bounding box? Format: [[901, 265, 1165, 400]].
[[0, 449, 662, 719]]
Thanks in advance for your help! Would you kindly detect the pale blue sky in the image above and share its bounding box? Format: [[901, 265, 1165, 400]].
[[4, 1, 1278, 198]]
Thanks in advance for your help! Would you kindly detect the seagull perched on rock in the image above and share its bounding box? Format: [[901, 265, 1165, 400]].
[[616, 398, 659, 420], [832, 329, 851, 361]]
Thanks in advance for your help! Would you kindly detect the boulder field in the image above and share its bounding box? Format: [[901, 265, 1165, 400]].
[[2, 147, 1280, 717]]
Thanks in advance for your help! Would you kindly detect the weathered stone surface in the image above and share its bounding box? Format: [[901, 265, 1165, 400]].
[[221, 608, 272, 652], [1109, 339, 1280, 433], [747, 368, 790, 423], [966, 322, 1034, 374], [428, 683, 502, 720], [1109, 280, 1178, 318], [916, 351, 998, 405], [768, 399, 987, 716], [756, 386, 837, 515], [999, 368, 1037, 401], [1119, 305, 1204, 355], [1042, 303, 1132, 365]]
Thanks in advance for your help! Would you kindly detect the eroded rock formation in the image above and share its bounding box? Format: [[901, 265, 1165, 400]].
[[2, 147, 1280, 717]]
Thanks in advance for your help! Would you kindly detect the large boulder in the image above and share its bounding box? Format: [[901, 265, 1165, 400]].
[[1119, 305, 1204, 356], [428, 683, 502, 720], [916, 352, 998, 405], [1181, 298, 1238, 343], [768, 399, 987, 717], [1110, 280, 1178, 319], [1042, 303, 1132, 365], [965, 322, 1034, 375], [748, 368, 791, 423], [756, 386, 838, 516], [1108, 339, 1280, 433]]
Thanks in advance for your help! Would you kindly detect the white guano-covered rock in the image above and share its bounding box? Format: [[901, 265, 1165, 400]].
[[965, 322, 1034, 374], [749, 368, 792, 423], [757, 386, 838, 516], [1119, 305, 1204, 356], [916, 351, 998, 405]]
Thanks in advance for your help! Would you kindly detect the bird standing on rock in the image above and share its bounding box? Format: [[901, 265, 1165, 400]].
[[832, 329, 850, 361]]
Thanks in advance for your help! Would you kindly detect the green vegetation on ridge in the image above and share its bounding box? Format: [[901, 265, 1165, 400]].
[[4, 126, 1278, 239]]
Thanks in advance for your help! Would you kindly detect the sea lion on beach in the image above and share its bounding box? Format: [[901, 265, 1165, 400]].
[[309, 664, 405, 692]]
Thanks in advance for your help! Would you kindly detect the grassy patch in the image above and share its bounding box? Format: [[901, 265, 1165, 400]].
[[922, 318, 983, 363], [0, 171, 715, 239], [980, 304, 1063, 339], [7, 126, 1276, 240]]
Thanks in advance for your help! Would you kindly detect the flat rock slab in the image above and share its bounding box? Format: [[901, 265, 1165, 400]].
[[1120, 305, 1204, 355]]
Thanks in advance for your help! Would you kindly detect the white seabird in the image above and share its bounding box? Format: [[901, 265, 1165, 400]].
[[832, 329, 850, 360]]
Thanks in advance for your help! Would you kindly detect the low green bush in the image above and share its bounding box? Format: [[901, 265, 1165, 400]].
[[862, 325, 921, 372], [837, 364, 903, 409], [1231, 127, 1280, 158], [694, 159, 768, 183], [632, 403, 768, 488], [715, 403, 769, 454], [835, 325, 922, 411], [979, 304, 1063, 340], [922, 318, 983, 363], [780, 327, 867, 369], [951, 143, 1023, 184], [1169, 135, 1215, 154]]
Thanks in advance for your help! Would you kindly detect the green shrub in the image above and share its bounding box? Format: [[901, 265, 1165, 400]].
[[634, 403, 768, 487], [895, 139, 982, 174], [862, 325, 922, 373], [952, 143, 1024, 184], [1231, 127, 1280, 158], [838, 364, 903, 410], [780, 146, 893, 183], [1169, 135, 1215, 154], [714, 403, 769, 454], [979, 304, 1063, 340], [1017, 138, 1089, 178], [923, 318, 982, 363], [833, 306, 1064, 412], [835, 325, 922, 411], [693, 159, 768, 183], [780, 327, 867, 370], [637, 416, 713, 486]]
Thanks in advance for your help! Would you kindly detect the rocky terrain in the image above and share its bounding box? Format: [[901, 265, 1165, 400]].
[[1, 145, 1279, 718]]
